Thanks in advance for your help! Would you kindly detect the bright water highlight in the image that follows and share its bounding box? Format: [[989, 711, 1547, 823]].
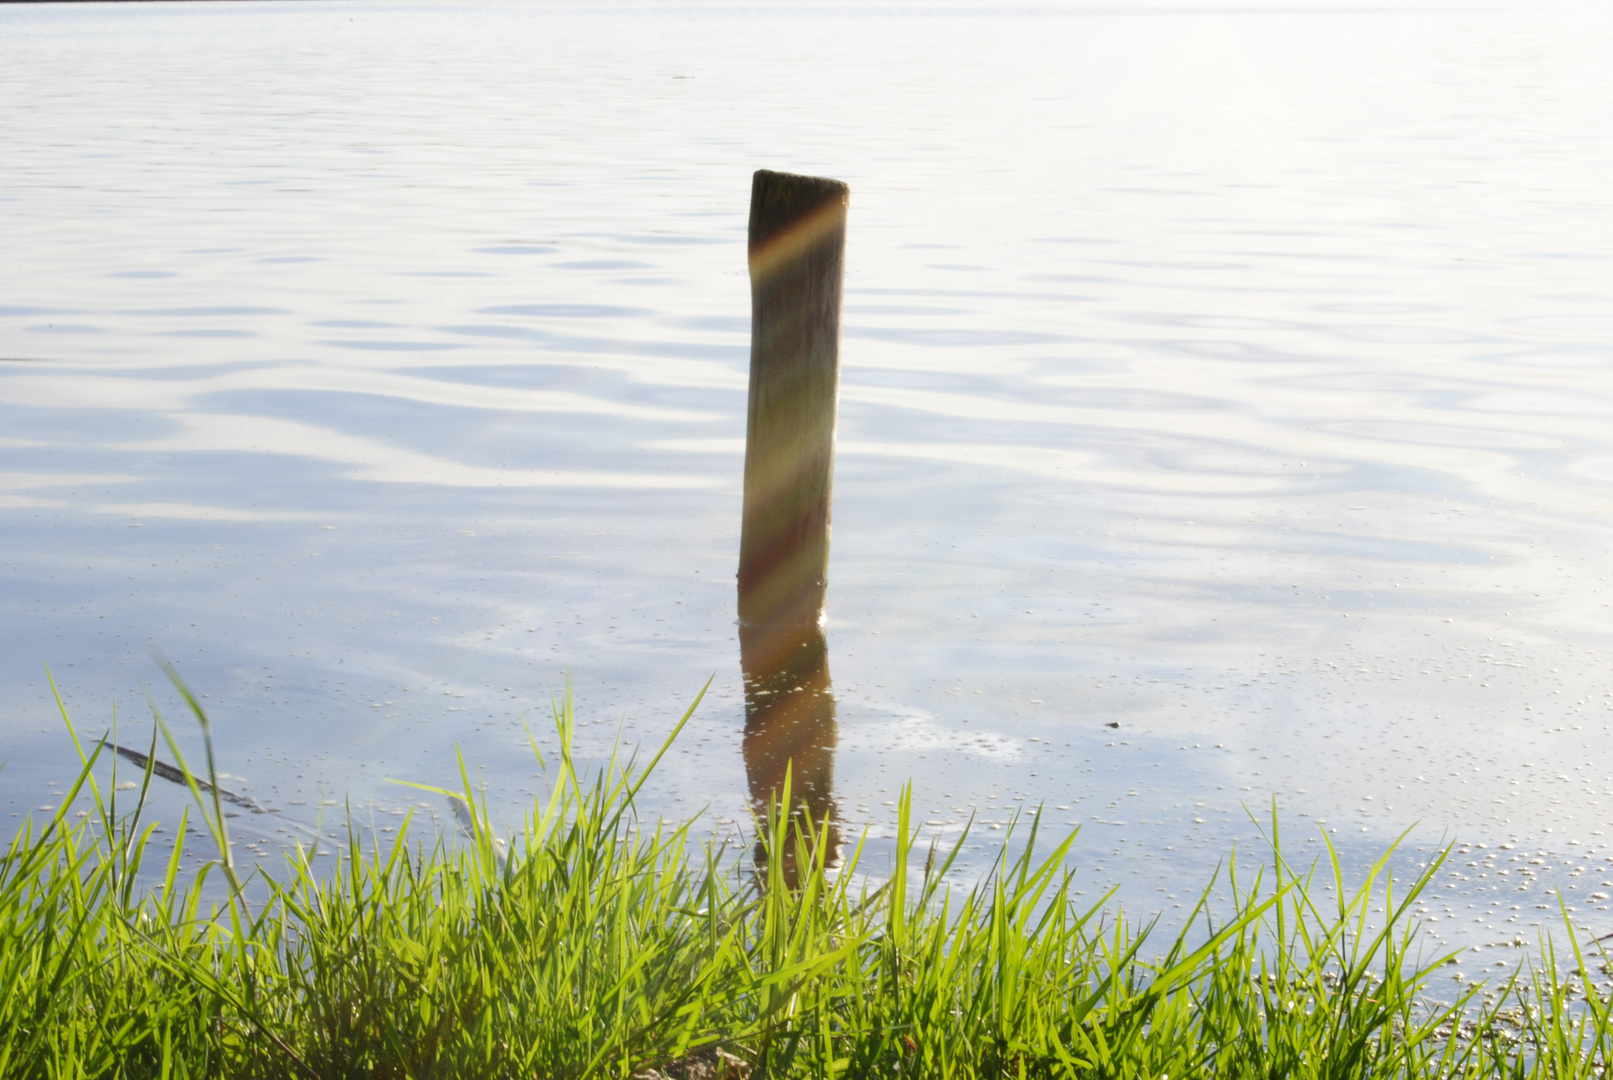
[[3, 0, 1613, 962]]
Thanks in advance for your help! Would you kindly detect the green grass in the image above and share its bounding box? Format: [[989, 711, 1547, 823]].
[[6, 672, 1613, 1078]]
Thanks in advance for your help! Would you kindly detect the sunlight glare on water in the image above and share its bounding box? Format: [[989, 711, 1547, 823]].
[[3, 0, 1613, 953]]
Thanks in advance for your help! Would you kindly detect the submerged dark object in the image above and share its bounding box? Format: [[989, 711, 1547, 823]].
[[113, 742, 267, 814]]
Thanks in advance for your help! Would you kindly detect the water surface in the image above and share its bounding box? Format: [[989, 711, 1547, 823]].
[[4, 0, 1613, 967]]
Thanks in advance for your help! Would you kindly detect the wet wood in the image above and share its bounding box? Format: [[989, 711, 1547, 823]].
[[737, 168, 849, 629], [113, 742, 266, 814], [736, 169, 848, 883]]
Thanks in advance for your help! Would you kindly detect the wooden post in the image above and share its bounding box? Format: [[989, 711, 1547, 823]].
[[737, 169, 849, 630], [737, 169, 848, 883]]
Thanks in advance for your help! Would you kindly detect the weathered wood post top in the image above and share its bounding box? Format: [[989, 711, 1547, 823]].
[[737, 169, 849, 630]]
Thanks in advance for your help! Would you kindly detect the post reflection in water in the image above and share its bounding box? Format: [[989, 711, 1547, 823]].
[[739, 618, 839, 884]]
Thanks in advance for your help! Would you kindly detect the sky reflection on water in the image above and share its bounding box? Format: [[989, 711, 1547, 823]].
[[3, 0, 1613, 961]]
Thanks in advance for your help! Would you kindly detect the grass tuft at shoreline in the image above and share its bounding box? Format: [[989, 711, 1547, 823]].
[[5, 675, 1613, 1078]]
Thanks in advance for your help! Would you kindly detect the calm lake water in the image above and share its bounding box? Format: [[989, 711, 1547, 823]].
[[4, 0, 1613, 963]]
